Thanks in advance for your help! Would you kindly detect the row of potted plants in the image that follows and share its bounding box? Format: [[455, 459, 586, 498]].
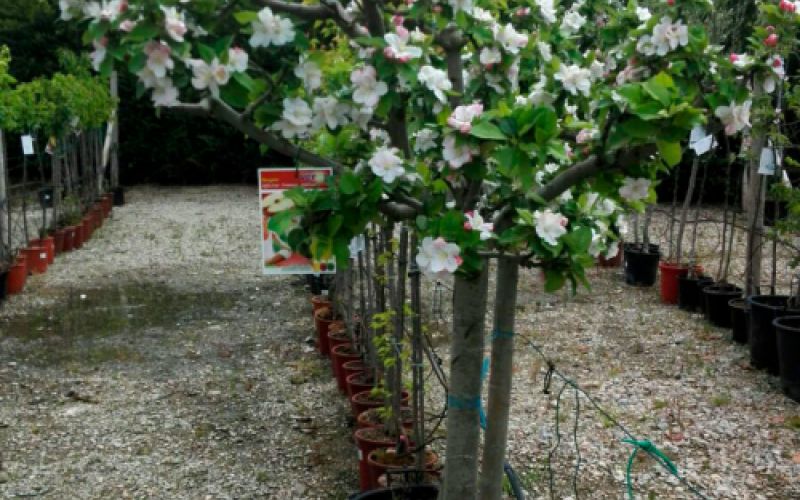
[[310, 291, 440, 498], [0, 193, 114, 304], [620, 243, 798, 404]]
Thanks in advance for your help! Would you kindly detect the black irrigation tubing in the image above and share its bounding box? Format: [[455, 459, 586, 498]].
[[516, 332, 711, 500]]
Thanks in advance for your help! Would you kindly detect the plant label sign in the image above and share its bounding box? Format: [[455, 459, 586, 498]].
[[21, 135, 34, 155], [259, 167, 335, 275]]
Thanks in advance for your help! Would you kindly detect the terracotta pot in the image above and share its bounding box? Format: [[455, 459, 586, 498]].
[[314, 307, 335, 356], [350, 390, 409, 419], [81, 216, 92, 243], [54, 229, 66, 255], [311, 295, 331, 314], [6, 259, 27, 295], [331, 343, 361, 393], [23, 246, 48, 275], [346, 371, 375, 398], [357, 406, 414, 430], [367, 448, 439, 490], [92, 205, 103, 229], [354, 426, 396, 492], [31, 237, 55, 265], [71, 224, 83, 249], [343, 360, 367, 386]]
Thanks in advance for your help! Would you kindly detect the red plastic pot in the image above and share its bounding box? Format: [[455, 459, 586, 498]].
[[356, 406, 414, 430], [353, 426, 396, 492], [331, 343, 361, 393], [93, 204, 104, 228], [6, 259, 27, 295], [31, 237, 55, 265], [53, 229, 66, 255], [23, 246, 48, 275], [659, 262, 702, 305], [346, 371, 375, 398]]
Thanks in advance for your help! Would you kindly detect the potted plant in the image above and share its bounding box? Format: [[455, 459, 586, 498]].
[[623, 206, 660, 286]]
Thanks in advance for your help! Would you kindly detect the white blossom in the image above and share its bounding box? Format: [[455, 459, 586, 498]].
[[83, 0, 126, 23], [447, 0, 473, 15], [534, 209, 568, 246], [715, 100, 752, 135], [561, 11, 586, 34], [418, 65, 452, 104], [144, 41, 173, 79], [311, 97, 349, 131], [464, 211, 494, 240], [479, 47, 502, 67], [413, 129, 439, 153], [368, 146, 405, 183], [273, 97, 313, 139], [619, 177, 651, 202], [89, 38, 107, 72], [537, 42, 552, 62], [189, 58, 230, 97], [151, 79, 180, 107], [351, 65, 388, 109], [250, 7, 295, 48], [536, 0, 557, 24], [59, 0, 85, 20], [295, 57, 323, 92], [554, 64, 592, 96], [640, 16, 688, 56], [493, 23, 528, 54], [161, 5, 187, 42], [228, 47, 249, 73], [383, 27, 422, 62], [415, 237, 462, 276], [471, 7, 494, 22], [636, 6, 652, 22], [447, 103, 483, 134], [369, 128, 392, 145], [442, 135, 476, 169]]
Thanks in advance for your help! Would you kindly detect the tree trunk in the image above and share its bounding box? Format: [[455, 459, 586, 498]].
[[745, 133, 766, 296], [0, 130, 8, 260], [441, 264, 489, 500], [52, 140, 62, 231], [478, 256, 520, 500], [675, 157, 700, 266], [110, 71, 120, 189]]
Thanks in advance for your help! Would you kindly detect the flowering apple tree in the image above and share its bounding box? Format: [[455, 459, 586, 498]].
[[60, 0, 775, 497]]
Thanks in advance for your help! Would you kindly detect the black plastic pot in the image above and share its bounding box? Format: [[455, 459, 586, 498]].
[[748, 295, 790, 375], [728, 298, 749, 344], [678, 275, 714, 312], [0, 269, 8, 304], [349, 485, 439, 500], [623, 243, 660, 287], [772, 316, 800, 403], [112, 186, 125, 206], [702, 284, 742, 328]]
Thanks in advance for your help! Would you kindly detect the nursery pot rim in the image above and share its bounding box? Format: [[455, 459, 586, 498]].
[[747, 294, 790, 311], [702, 284, 743, 296], [772, 315, 800, 331], [728, 297, 749, 310]]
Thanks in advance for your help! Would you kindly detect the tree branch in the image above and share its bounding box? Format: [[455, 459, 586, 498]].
[[169, 98, 342, 171], [257, 0, 333, 20]]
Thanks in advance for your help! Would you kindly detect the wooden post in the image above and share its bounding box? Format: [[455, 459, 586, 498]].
[[0, 130, 8, 258], [745, 134, 766, 296], [52, 137, 62, 231], [110, 71, 120, 189]]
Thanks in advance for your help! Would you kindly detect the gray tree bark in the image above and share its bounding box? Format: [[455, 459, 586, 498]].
[[0, 130, 8, 259], [745, 134, 766, 296], [441, 265, 489, 500], [478, 256, 520, 500]]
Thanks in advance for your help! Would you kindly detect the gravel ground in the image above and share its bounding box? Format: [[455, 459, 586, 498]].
[[0, 186, 798, 499]]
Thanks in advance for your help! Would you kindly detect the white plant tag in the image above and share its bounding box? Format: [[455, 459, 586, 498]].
[[759, 146, 779, 175], [21, 135, 34, 155], [40, 252, 47, 260], [348, 235, 365, 258], [688, 126, 715, 155]]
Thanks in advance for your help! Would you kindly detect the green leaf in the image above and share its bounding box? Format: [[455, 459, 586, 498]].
[[470, 121, 507, 141], [127, 52, 147, 73], [642, 73, 672, 106], [339, 172, 360, 195], [197, 43, 216, 64], [544, 269, 566, 292], [232, 71, 256, 92], [657, 140, 682, 167], [212, 36, 234, 57], [233, 11, 258, 24], [563, 226, 592, 253], [125, 22, 159, 43]]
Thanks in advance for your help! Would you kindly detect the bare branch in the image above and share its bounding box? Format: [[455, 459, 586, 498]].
[[257, 0, 333, 20]]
